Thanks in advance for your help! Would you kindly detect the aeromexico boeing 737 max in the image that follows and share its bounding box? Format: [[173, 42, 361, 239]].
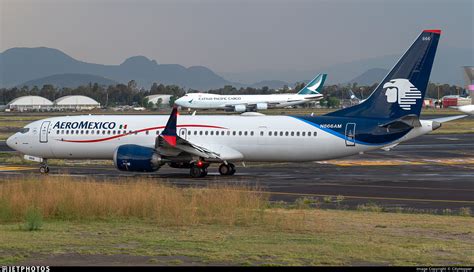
[[6, 30, 466, 177], [174, 74, 326, 112]]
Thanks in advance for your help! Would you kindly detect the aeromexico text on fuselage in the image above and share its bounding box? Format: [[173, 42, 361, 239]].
[[52, 116, 412, 146], [52, 121, 127, 130]]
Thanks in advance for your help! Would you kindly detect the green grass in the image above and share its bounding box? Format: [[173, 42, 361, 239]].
[[0, 210, 472, 266]]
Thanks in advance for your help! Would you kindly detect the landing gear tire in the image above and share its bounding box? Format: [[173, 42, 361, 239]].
[[190, 165, 207, 178], [39, 165, 49, 174], [219, 163, 236, 176], [229, 163, 236, 175]]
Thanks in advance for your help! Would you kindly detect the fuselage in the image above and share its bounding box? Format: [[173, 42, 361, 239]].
[[174, 93, 322, 110], [7, 114, 435, 162]]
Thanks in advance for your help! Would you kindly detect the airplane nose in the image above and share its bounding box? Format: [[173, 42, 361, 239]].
[[6, 135, 16, 149]]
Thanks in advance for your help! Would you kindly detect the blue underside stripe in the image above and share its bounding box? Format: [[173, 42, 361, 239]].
[[290, 116, 398, 147]]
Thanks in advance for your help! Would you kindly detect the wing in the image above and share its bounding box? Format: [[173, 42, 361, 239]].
[[156, 107, 243, 161]]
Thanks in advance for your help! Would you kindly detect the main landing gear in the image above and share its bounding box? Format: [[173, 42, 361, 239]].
[[189, 162, 209, 178], [188, 162, 236, 178], [39, 159, 49, 174], [218, 163, 236, 176]]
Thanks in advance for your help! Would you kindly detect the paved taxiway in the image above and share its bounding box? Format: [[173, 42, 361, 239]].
[[0, 133, 473, 211]]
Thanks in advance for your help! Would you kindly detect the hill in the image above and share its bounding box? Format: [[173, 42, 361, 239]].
[[0, 47, 230, 90], [347, 68, 388, 85], [18, 73, 118, 88]]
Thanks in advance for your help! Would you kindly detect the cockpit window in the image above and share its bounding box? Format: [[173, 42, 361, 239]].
[[19, 128, 30, 134]]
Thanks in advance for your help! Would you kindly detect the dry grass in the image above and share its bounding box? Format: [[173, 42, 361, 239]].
[[0, 176, 310, 229]]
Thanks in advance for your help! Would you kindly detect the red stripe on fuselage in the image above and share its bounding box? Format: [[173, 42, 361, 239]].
[[57, 124, 227, 143]]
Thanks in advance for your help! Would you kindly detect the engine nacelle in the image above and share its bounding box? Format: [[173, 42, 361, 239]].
[[113, 144, 163, 172], [256, 103, 268, 110], [234, 104, 247, 112]]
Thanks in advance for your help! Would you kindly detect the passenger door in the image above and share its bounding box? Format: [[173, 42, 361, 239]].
[[39, 121, 50, 143], [345, 123, 356, 146]]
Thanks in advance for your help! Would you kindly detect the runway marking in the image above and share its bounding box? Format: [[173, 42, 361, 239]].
[[257, 191, 474, 204], [281, 182, 474, 192], [318, 158, 474, 167], [0, 165, 37, 172]]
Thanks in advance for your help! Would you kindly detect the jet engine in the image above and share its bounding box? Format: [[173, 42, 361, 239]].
[[113, 144, 163, 172], [256, 103, 268, 110], [234, 105, 247, 112]]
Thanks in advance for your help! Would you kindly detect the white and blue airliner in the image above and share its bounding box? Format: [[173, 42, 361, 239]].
[[6, 29, 466, 177]]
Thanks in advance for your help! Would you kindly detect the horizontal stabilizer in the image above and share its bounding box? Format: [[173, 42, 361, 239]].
[[379, 114, 421, 129], [429, 115, 467, 123]]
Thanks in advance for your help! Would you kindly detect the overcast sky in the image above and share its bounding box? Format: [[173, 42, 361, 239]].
[[1, 0, 473, 79]]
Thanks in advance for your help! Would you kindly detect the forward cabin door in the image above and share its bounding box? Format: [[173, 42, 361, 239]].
[[39, 121, 50, 143], [345, 123, 356, 146]]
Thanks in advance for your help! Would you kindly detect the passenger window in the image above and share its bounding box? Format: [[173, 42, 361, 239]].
[[227, 131, 230, 136], [285, 131, 289, 136], [250, 131, 254, 136], [313, 132, 317, 136], [156, 130, 159, 135], [269, 131, 272, 136], [76, 130, 80, 134], [238, 131, 242, 136], [194, 131, 197, 135], [244, 131, 248, 136], [146, 131, 150, 135], [302, 132, 305, 136], [233, 131, 236, 136], [308, 132, 311, 137], [210, 131, 214, 136], [199, 131, 203, 135], [280, 131, 283, 136], [66, 130, 69, 134], [205, 131, 208, 135], [260, 131, 263, 136], [290, 132, 294, 136], [86, 130, 89, 135]]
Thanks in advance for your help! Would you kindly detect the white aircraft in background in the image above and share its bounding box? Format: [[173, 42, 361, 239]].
[[349, 89, 367, 104], [457, 104, 474, 115], [7, 30, 466, 178], [174, 74, 327, 112]]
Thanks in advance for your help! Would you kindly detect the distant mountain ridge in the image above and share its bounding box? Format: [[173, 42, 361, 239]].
[[347, 68, 388, 85], [0, 47, 231, 89], [19, 73, 118, 88]]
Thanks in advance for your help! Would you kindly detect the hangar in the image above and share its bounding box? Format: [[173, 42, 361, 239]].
[[145, 94, 172, 107], [6, 96, 53, 112], [54, 95, 100, 111]]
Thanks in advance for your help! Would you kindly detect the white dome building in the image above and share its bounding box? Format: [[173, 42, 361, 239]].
[[54, 95, 100, 111], [7, 96, 53, 111], [145, 94, 172, 107]]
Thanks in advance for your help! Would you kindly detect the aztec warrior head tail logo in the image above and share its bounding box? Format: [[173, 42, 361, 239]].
[[383, 79, 421, 110]]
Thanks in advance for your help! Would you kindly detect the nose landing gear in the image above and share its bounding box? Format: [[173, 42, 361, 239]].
[[39, 159, 49, 174]]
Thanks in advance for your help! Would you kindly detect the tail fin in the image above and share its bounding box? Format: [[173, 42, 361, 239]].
[[298, 73, 327, 95], [326, 30, 441, 119]]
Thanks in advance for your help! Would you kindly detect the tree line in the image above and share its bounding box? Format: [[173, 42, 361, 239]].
[[0, 80, 465, 108]]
